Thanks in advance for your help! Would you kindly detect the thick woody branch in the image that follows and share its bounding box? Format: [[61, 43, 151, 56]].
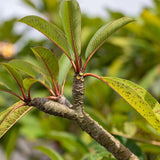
[[28, 72, 139, 160], [72, 72, 84, 113], [76, 112, 139, 160], [29, 97, 76, 120], [29, 97, 138, 160]]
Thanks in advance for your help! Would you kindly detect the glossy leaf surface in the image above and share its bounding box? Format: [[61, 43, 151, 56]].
[[19, 16, 71, 57], [85, 17, 134, 59], [101, 77, 160, 134], [0, 101, 32, 138], [60, 0, 81, 57]]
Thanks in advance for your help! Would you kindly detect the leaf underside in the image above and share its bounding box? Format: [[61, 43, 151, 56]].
[[101, 77, 160, 134]]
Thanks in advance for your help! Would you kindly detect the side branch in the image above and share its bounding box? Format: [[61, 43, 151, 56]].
[[29, 97, 76, 120], [29, 97, 139, 160]]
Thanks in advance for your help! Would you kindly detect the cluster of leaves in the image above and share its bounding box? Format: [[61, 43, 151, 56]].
[[1, 0, 160, 159]]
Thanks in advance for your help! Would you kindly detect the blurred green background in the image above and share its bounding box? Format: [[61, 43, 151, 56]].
[[1, 0, 160, 160]]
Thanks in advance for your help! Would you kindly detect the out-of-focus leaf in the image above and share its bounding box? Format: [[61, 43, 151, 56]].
[[58, 54, 71, 86], [0, 82, 12, 93], [140, 65, 160, 89], [60, 0, 81, 57], [1, 63, 23, 89], [31, 47, 59, 85], [18, 16, 71, 57], [23, 78, 38, 91], [4, 125, 20, 159], [85, 17, 134, 59], [9, 59, 41, 78], [101, 77, 160, 134], [49, 131, 88, 153], [0, 101, 32, 138], [35, 146, 64, 160]]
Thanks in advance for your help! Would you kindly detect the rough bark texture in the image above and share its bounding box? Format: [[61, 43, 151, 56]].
[[72, 72, 85, 113], [76, 112, 139, 160], [29, 72, 139, 160]]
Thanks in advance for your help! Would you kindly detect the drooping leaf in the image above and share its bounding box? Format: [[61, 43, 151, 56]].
[[23, 78, 38, 91], [0, 101, 32, 138], [18, 15, 71, 57], [1, 63, 24, 89], [35, 146, 64, 160], [31, 47, 59, 85], [9, 59, 41, 78], [85, 17, 134, 59], [101, 77, 160, 134], [60, 0, 81, 57], [58, 54, 71, 86]]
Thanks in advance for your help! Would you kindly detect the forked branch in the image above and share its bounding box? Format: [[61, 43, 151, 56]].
[[28, 72, 139, 160]]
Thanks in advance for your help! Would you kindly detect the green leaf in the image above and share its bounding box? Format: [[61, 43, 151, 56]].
[[23, 78, 38, 91], [85, 17, 134, 59], [9, 59, 41, 78], [18, 15, 71, 57], [0, 101, 32, 138], [58, 54, 71, 86], [0, 82, 12, 93], [60, 0, 81, 57], [31, 47, 59, 85], [101, 77, 160, 134], [35, 146, 64, 160], [1, 63, 24, 89], [49, 131, 88, 153]]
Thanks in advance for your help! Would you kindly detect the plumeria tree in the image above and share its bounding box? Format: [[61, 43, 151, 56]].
[[1, 0, 160, 159]]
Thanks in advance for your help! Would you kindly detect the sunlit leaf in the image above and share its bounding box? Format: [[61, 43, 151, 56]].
[[1, 63, 24, 89], [58, 54, 71, 86], [0, 101, 32, 138], [31, 47, 59, 85], [18, 15, 71, 57], [85, 17, 134, 59], [9, 59, 41, 78], [101, 77, 160, 134], [23, 78, 38, 91], [35, 146, 64, 160], [60, 0, 81, 57]]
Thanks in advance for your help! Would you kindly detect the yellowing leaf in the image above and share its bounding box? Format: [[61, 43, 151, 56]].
[[0, 101, 32, 138], [101, 77, 160, 134]]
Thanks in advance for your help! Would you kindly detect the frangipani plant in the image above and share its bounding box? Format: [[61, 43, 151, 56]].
[[1, 0, 160, 159]]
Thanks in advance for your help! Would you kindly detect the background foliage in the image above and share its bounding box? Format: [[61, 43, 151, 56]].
[[1, 0, 160, 159]]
